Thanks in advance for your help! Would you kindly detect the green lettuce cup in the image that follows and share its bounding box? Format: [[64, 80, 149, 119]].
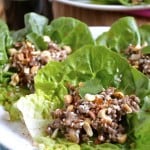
[[0, 12, 94, 120], [96, 16, 150, 78], [16, 45, 150, 150]]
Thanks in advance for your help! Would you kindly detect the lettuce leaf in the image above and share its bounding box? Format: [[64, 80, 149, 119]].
[[44, 17, 94, 51], [0, 85, 30, 120], [96, 16, 150, 79], [15, 45, 150, 149], [24, 12, 49, 35], [0, 20, 12, 65], [11, 12, 49, 50], [35, 45, 149, 100], [36, 137, 123, 150], [11, 12, 48, 41], [139, 25, 150, 45], [16, 93, 51, 137], [11, 13, 94, 51], [96, 17, 141, 53], [81, 143, 124, 150], [127, 110, 150, 150], [96, 17, 150, 55], [36, 137, 81, 150], [24, 13, 49, 50]]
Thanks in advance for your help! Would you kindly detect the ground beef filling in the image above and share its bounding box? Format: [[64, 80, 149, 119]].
[[125, 45, 150, 77], [8, 38, 71, 90], [47, 86, 140, 144], [131, 0, 143, 4]]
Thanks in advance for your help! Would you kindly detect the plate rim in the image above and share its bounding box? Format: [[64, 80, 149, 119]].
[[51, 0, 150, 11]]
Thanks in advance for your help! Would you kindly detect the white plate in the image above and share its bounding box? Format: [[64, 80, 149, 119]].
[[52, 0, 150, 11], [0, 27, 109, 150], [0, 106, 38, 150], [89, 26, 109, 39]]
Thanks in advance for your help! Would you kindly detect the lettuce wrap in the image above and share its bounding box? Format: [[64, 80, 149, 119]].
[[96, 16, 150, 78], [15, 45, 150, 150], [0, 12, 94, 120]]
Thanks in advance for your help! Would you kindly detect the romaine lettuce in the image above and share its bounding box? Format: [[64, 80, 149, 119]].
[[11, 13, 94, 50], [96, 17, 141, 53], [139, 25, 150, 45], [44, 17, 95, 51], [0, 19, 12, 66], [96, 17, 150, 77]]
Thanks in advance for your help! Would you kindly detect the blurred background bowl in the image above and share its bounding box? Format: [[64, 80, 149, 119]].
[[51, 0, 150, 26]]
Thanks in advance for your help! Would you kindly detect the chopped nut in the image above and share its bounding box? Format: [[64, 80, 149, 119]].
[[51, 128, 59, 139], [67, 105, 74, 112], [134, 44, 141, 50], [84, 118, 91, 124], [78, 82, 84, 87], [40, 50, 52, 63], [83, 121, 93, 137], [31, 66, 39, 75], [31, 51, 41, 56], [24, 67, 30, 74], [122, 104, 132, 113], [64, 95, 73, 104], [26, 41, 33, 48], [63, 45, 72, 54], [84, 93, 95, 101], [10, 73, 19, 86], [17, 53, 24, 61], [98, 135, 105, 142], [117, 134, 127, 144], [8, 48, 17, 56], [98, 109, 112, 123], [130, 54, 141, 61], [113, 91, 124, 99]]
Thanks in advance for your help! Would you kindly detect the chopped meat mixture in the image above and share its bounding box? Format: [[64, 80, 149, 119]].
[[125, 44, 150, 77], [131, 0, 143, 4], [8, 36, 72, 90], [46, 86, 140, 144]]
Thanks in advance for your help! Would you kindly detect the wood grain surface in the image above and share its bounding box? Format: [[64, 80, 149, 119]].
[[52, 1, 150, 26], [0, 0, 6, 21]]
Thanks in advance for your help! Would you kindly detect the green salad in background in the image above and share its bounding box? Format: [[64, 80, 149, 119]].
[[0, 12, 94, 120], [93, 0, 150, 5], [73, 0, 150, 5]]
